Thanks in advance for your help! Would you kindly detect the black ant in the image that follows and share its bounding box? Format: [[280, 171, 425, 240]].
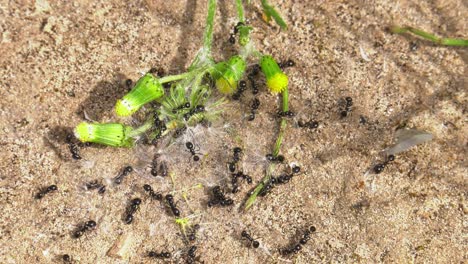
[[231, 171, 252, 193], [124, 198, 141, 224], [266, 153, 285, 163], [184, 105, 205, 121], [208, 186, 233, 207], [241, 230, 260, 248], [373, 154, 395, 174], [66, 134, 81, 160], [248, 98, 260, 121], [61, 254, 71, 262], [73, 220, 97, 238], [228, 147, 242, 173], [143, 184, 162, 201], [229, 21, 245, 44], [340, 96, 353, 118], [280, 226, 316, 255], [151, 155, 168, 177], [229, 33, 236, 44], [148, 250, 171, 259], [173, 102, 191, 114], [298, 120, 319, 129], [114, 165, 133, 184], [186, 142, 201, 162], [149, 67, 165, 77], [35, 185, 57, 199], [125, 79, 133, 91], [232, 80, 247, 100], [186, 246, 198, 264], [187, 224, 200, 242], [247, 64, 260, 95], [165, 194, 181, 217], [276, 110, 295, 118], [279, 59, 295, 69], [86, 180, 106, 194]]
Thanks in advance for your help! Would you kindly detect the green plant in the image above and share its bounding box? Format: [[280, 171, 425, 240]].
[[73, 0, 291, 210], [390, 25, 468, 46]]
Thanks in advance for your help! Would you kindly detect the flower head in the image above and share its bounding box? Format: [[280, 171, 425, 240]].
[[260, 55, 288, 94], [212, 55, 246, 94], [74, 122, 134, 147], [115, 73, 164, 117]]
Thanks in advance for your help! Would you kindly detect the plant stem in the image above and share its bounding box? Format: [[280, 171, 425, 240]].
[[260, 0, 287, 30], [127, 119, 154, 138], [159, 72, 194, 84], [203, 0, 217, 54], [235, 0, 245, 23], [390, 26, 468, 47], [245, 87, 289, 210], [189, 0, 217, 70]]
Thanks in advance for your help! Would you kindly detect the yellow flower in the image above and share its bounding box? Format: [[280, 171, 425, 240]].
[[260, 55, 288, 93], [212, 55, 246, 95]]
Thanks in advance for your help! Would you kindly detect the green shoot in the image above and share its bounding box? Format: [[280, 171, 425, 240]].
[[245, 87, 289, 210], [261, 0, 287, 30], [390, 26, 468, 47]]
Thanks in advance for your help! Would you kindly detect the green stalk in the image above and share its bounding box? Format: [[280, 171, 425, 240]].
[[390, 26, 468, 47], [159, 72, 195, 84], [261, 0, 287, 30], [190, 0, 217, 69], [127, 119, 154, 138], [203, 0, 217, 54], [245, 88, 289, 210], [235, 0, 245, 23]]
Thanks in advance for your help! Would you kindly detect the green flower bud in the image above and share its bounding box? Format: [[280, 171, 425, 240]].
[[213, 55, 246, 94], [74, 122, 134, 147], [260, 55, 288, 94], [115, 73, 164, 117]]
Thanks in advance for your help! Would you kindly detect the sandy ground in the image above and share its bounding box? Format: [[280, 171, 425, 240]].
[[0, 0, 467, 263]]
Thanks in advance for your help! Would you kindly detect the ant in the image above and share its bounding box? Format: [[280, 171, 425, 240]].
[[248, 98, 260, 121], [241, 230, 260, 248], [231, 171, 252, 193], [165, 194, 181, 217], [280, 226, 316, 255], [186, 142, 201, 162], [114, 165, 133, 184], [208, 186, 233, 207], [184, 105, 205, 121], [35, 185, 57, 199], [298, 120, 319, 129], [276, 110, 295, 118], [66, 134, 81, 160], [124, 198, 141, 224], [279, 59, 295, 69], [62, 254, 71, 262], [228, 147, 242, 173], [187, 246, 197, 264], [149, 67, 165, 77], [148, 250, 171, 259], [340, 97, 353, 118], [247, 64, 260, 95], [151, 155, 168, 177], [232, 80, 247, 100], [373, 154, 395, 174], [143, 184, 162, 201], [173, 102, 191, 114], [266, 154, 285, 163], [86, 180, 106, 194], [229, 21, 245, 44], [188, 224, 200, 242], [73, 220, 97, 238]]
